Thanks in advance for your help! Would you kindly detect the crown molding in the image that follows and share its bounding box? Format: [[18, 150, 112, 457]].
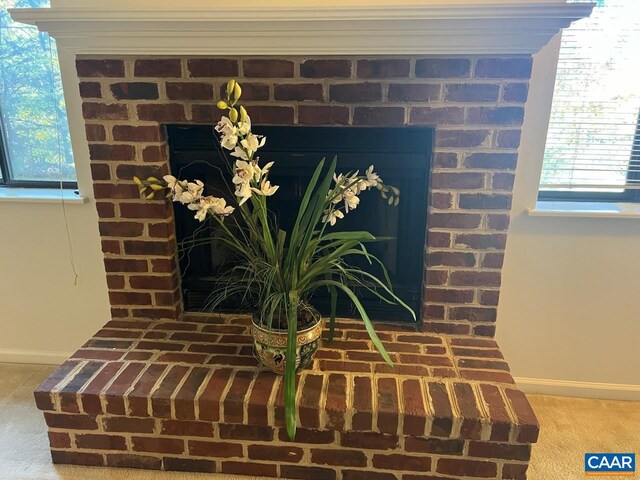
[[10, 3, 594, 55]]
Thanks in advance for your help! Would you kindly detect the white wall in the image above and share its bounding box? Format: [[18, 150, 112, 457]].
[[1, 7, 638, 397], [0, 50, 110, 364], [0, 201, 110, 364], [496, 36, 640, 398]]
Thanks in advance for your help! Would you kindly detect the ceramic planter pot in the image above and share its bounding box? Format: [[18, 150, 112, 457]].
[[251, 306, 323, 375]]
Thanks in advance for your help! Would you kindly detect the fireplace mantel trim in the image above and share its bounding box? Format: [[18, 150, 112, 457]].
[[11, 3, 593, 55]]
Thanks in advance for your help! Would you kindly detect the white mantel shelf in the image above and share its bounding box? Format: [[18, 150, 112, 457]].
[[10, 3, 594, 55]]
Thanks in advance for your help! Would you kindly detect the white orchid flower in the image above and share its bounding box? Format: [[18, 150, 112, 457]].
[[188, 180, 204, 198], [343, 188, 360, 212], [251, 180, 279, 197], [163, 175, 178, 189], [193, 207, 208, 222], [215, 116, 235, 136], [170, 182, 184, 201], [209, 198, 234, 217], [175, 180, 204, 204], [192, 196, 234, 221], [330, 173, 346, 203], [250, 161, 275, 184], [233, 160, 260, 185], [220, 133, 238, 150], [176, 190, 195, 204], [230, 146, 249, 161], [237, 117, 251, 135], [261, 161, 275, 174], [365, 165, 381, 188], [235, 181, 253, 205], [323, 209, 344, 226], [240, 134, 266, 158], [356, 178, 370, 192]]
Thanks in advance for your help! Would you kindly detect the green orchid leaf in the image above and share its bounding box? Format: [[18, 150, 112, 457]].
[[284, 290, 299, 440], [314, 279, 393, 366]]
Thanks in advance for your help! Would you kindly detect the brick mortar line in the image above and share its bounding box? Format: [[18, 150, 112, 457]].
[[51, 423, 537, 451], [396, 377, 407, 440], [107, 364, 146, 417], [446, 338, 463, 381], [48, 361, 88, 411], [97, 362, 130, 422], [46, 421, 517, 446], [266, 376, 281, 428], [241, 373, 258, 426], [445, 382, 463, 440], [48, 441, 530, 472], [80, 93, 528, 105], [75, 362, 113, 415], [138, 364, 172, 419], [169, 365, 193, 421], [471, 383, 493, 442], [218, 370, 237, 424], [192, 368, 215, 421]]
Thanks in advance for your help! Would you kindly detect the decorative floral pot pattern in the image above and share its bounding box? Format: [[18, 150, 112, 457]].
[[251, 307, 323, 375]]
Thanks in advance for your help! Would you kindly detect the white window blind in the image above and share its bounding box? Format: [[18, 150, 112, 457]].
[[0, 0, 76, 186], [539, 0, 640, 199]]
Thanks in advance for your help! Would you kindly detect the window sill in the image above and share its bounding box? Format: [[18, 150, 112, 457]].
[[529, 201, 640, 219], [0, 187, 88, 204]]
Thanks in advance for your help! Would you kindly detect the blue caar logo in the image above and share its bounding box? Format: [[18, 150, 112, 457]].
[[585, 453, 635, 476]]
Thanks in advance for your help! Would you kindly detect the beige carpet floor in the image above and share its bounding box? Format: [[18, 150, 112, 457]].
[[0, 363, 638, 480]]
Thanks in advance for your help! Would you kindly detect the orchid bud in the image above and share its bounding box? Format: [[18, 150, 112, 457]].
[[147, 176, 159, 182], [216, 100, 228, 110], [133, 176, 142, 185], [150, 184, 164, 191], [240, 105, 248, 122], [145, 191, 156, 200], [229, 107, 238, 122], [226, 79, 236, 97], [232, 83, 242, 102]]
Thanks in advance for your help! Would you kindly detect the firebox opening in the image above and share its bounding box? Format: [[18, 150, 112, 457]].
[[167, 124, 433, 323]]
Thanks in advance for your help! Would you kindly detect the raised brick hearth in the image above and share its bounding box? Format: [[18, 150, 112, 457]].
[[80, 55, 531, 337], [36, 315, 538, 479]]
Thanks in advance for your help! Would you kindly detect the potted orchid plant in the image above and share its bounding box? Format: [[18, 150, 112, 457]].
[[135, 80, 415, 440]]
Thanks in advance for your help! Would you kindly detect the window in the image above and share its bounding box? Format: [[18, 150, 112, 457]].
[[0, 0, 76, 188], [538, 0, 640, 202]]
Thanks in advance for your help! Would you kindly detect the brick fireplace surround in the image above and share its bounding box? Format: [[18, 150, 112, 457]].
[[35, 55, 541, 479], [85, 56, 528, 336]]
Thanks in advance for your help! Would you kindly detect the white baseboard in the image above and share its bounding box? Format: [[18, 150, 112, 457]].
[[515, 376, 640, 401], [0, 348, 70, 366]]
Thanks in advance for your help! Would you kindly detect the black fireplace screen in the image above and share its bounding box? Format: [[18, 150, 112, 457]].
[[167, 125, 433, 322]]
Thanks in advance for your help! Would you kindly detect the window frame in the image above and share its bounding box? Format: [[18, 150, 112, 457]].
[[538, 111, 640, 203], [0, 107, 77, 190], [1, 0, 77, 190], [537, 0, 640, 205]]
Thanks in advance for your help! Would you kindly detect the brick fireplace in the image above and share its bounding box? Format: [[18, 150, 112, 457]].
[[82, 55, 531, 337], [37, 54, 540, 480], [11, 2, 594, 479]]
